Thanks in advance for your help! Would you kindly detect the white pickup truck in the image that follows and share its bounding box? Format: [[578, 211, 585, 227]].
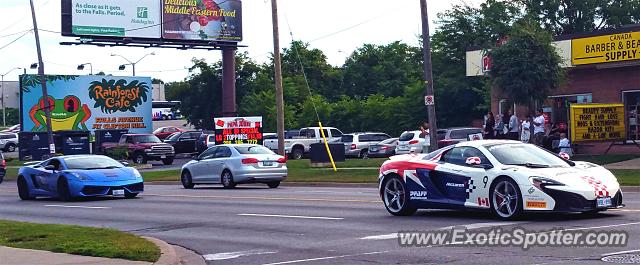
[[263, 127, 343, 159]]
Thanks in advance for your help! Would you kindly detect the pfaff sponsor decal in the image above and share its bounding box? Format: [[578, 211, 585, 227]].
[[410, 191, 428, 199]]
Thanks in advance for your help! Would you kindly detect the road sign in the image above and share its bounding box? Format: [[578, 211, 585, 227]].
[[424, 95, 434, 106]]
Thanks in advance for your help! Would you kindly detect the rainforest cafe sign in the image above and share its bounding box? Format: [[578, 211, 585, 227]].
[[88, 79, 150, 113]]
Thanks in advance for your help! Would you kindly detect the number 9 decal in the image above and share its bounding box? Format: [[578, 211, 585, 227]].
[[483, 176, 489, 188]]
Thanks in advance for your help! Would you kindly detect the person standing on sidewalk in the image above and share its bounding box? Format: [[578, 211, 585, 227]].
[[484, 112, 495, 139], [508, 109, 519, 140], [520, 116, 531, 143], [533, 109, 546, 146]]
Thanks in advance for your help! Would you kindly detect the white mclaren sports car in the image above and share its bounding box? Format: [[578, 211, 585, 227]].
[[378, 140, 624, 220]]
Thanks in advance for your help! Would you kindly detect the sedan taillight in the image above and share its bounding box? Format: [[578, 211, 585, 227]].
[[242, 158, 259, 164], [381, 146, 388, 150], [277, 157, 287, 163], [350, 144, 357, 150], [1, 159, 5, 169]]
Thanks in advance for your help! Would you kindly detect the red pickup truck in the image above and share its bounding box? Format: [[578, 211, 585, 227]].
[[102, 134, 175, 165]]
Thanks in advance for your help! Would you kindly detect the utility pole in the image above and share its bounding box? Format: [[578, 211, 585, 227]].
[[30, 0, 55, 155], [420, 0, 438, 152], [271, 0, 286, 156]]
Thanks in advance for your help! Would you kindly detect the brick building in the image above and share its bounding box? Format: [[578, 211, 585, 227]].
[[466, 25, 640, 153]]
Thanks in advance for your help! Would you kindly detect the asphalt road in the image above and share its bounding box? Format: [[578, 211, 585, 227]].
[[0, 183, 639, 265]]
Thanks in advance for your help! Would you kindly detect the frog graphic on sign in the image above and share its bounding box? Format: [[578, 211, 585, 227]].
[[29, 96, 91, 131]]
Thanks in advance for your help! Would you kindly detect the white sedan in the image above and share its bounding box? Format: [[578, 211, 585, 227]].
[[181, 144, 287, 189], [378, 140, 624, 220]]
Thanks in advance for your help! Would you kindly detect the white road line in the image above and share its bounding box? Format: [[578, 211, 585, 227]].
[[238, 213, 343, 220], [44, 205, 111, 209], [361, 222, 524, 240], [601, 249, 640, 257], [262, 251, 390, 265], [203, 250, 277, 261]]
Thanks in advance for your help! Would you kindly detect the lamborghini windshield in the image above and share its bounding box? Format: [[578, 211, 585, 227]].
[[65, 156, 124, 170]]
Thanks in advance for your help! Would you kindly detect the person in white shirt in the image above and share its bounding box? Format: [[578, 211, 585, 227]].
[[533, 109, 546, 146], [520, 117, 531, 143], [558, 133, 572, 156]]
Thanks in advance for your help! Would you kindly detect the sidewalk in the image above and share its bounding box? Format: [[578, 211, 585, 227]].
[[604, 158, 640, 170], [0, 246, 150, 265]]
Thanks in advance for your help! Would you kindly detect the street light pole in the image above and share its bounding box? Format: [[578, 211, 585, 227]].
[[30, 0, 55, 155], [112, 52, 155, 76], [420, 0, 438, 152], [271, 0, 285, 156], [77, 63, 93, 75], [1, 67, 21, 127]]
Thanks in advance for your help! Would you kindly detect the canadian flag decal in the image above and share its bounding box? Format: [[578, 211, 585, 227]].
[[477, 197, 489, 207]]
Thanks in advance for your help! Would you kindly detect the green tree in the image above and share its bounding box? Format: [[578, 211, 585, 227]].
[[489, 20, 564, 107], [342, 42, 422, 99], [518, 0, 640, 35]]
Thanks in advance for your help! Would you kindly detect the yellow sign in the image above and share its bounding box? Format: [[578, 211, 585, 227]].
[[572, 31, 640, 65], [526, 201, 547, 209], [570, 104, 626, 142]]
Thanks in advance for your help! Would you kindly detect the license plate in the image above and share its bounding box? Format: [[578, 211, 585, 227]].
[[112, 189, 125, 196], [160, 155, 166, 159], [370, 148, 378, 152], [596, 197, 612, 208], [263, 161, 273, 166], [398, 145, 408, 150]]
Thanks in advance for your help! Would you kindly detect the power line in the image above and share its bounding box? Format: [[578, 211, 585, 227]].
[[0, 29, 32, 39], [0, 30, 32, 51], [0, 0, 51, 34]]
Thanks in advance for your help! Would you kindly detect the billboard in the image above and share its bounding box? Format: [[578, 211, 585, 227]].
[[61, 0, 242, 43], [20, 75, 153, 134], [569, 103, 626, 142], [70, 0, 161, 38], [572, 31, 640, 66], [163, 0, 242, 41], [214, 116, 262, 145]]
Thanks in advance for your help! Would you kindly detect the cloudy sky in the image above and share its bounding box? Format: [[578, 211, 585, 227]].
[[0, 0, 483, 82]]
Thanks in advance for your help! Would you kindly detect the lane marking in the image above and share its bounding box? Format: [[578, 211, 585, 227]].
[[203, 250, 277, 261], [361, 222, 524, 240], [601, 249, 640, 257], [144, 193, 380, 203], [44, 205, 111, 209], [262, 251, 390, 265], [609, 209, 640, 212], [238, 213, 343, 220]]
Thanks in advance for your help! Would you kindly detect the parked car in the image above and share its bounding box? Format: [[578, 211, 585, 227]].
[[180, 144, 287, 189], [438, 127, 483, 147], [396, 130, 430, 154], [378, 140, 623, 220], [16, 155, 144, 201], [1, 124, 20, 133], [102, 134, 175, 165], [0, 133, 18, 152], [368, 138, 399, 158], [263, 127, 343, 159], [196, 132, 216, 154], [153, 126, 185, 140], [341, 132, 391, 159], [0, 152, 5, 184], [163, 131, 204, 154]]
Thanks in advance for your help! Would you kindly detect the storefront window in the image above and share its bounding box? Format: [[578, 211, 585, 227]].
[[547, 94, 593, 135], [623, 91, 640, 141]]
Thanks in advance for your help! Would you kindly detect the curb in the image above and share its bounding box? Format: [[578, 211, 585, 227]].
[[142, 237, 178, 265], [142, 236, 206, 265]]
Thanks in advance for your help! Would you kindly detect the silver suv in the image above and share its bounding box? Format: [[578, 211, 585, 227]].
[[0, 133, 18, 152], [342, 132, 391, 159]]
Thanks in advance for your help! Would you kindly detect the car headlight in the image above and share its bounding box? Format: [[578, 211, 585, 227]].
[[132, 170, 142, 179], [529, 176, 564, 189], [69, 172, 92, 181], [144, 148, 152, 152]]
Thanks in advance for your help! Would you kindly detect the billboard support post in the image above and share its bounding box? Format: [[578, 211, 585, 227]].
[[30, 0, 55, 154], [222, 47, 237, 117]]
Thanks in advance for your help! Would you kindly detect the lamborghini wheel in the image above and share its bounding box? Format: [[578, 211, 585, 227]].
[[17, 176, 34, 200], [57, 178, 73, 202]]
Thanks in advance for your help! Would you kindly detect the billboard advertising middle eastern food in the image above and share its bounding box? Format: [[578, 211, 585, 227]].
[[163, 0, 242, 41], [69, 0, 161, 38], [20, 75, 153, 134]]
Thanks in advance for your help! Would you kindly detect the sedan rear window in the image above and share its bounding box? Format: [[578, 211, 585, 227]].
[[234, 145, 274, 155], [399, 133, 415, 141]]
